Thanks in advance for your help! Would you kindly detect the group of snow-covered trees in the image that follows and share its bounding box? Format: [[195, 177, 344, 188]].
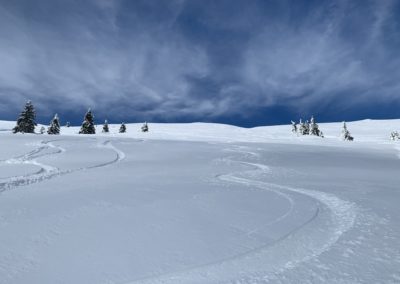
[[291, 116, 355, 141], [291, 116, 324, 137], [10, 101, 399, 141], [12, 101, 149, 135]]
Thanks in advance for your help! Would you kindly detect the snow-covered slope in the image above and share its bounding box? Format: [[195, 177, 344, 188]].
[[0, 119, 399, 284]]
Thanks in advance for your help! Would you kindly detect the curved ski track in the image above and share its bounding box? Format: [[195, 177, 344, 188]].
[[0, 139, 124, 193], [1, 139, 358, 283], [126, 145, 357, 284]]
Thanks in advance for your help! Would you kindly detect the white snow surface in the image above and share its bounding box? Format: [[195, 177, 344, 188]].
[[0, 119, 399, 283]]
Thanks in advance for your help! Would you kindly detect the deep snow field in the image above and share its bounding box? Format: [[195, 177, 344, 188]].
[[0, 119, 399, 284]]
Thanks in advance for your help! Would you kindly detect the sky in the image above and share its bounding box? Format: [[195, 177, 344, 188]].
[[0, 0, 399, 127]]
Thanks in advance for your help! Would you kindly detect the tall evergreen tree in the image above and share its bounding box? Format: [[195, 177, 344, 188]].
[[13, 101, 36, 133], [102, 120, 109, 133], [47, 114, 60, 135], [79, 108, 96, 134], [119, 122, 126, 133]]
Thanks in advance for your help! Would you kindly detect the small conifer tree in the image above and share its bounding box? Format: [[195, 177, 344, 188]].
[[13, 101, 36, 133], [66, 122, 70, 127], [304, 120, 310, 135], [309, 116, 323, 137], [40, 126, 46, 134], [47, 114, 60, 135], [298, 119, 308, 135], [342, 121, 354, 141], [141, 122, 149, 132], [119, 122, 126, 133], [79, 108, 96, 134], [291, 120, 297, 133], [102, 120, 109, 133]]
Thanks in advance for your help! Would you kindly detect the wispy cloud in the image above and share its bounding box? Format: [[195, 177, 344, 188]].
[[241, 0, 400, 116], [0, 0, 399, 124]]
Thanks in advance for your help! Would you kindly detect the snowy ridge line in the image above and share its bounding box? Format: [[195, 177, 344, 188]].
[[0, 139, 125, 193], [125, 146, 357, 284]]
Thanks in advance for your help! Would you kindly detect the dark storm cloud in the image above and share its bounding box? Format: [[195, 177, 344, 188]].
[[0, 0, 399, 125]]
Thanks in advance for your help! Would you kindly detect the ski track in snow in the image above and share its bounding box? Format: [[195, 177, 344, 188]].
[[96, 140, 126, 165], [0, 138, 360, 283], [126, 145, 357, 284], [0, 139, 124, 193]]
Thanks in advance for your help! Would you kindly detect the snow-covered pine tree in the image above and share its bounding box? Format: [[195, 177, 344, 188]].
[[342, 121, 354, 141], [119, 122, 126, 133], [291, 120, 297, 133], [66, 122, 70, 127], [12, 101, 36, 133], [309, 116, 323, 137], [47, 114, 60, 135], [79, 108, 96, 134], [141, 122, 149, 132], [304, 120, 310, 135], [298, 119, 307, 135], [102, 120, 109, 133], [40, 126, 46, 134]]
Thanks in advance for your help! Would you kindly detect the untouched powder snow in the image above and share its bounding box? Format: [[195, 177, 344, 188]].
[[0, 119, 399, 283]]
